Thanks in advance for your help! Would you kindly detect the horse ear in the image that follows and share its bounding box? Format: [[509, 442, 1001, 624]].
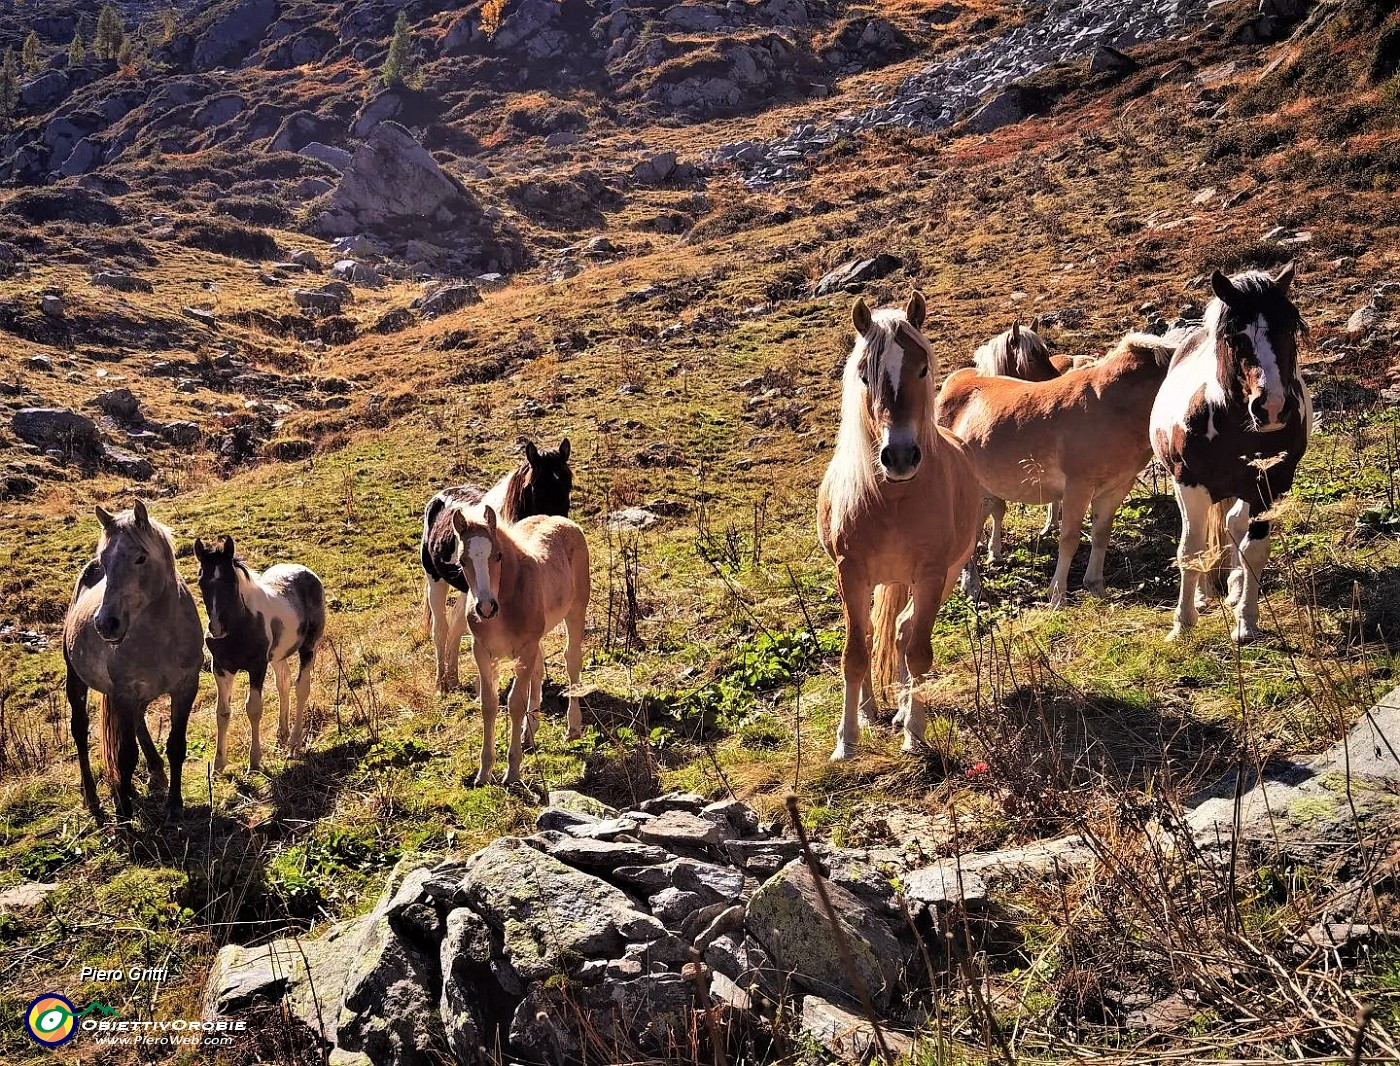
[[484, 505, 498, 533], [451, 509, 468, 537], [851, 298, 873, 337], [96, 505, 115, 530], [221, 535, 235, 559], [1030, 315, 1043, 333], [1009, 321, 1021, 344], [194, 537, 207, 562], [1274, 260, 1296, 294], [1210, 270, 1239, 307], [558, 438, 570, 462], [905, 291, 927, 331], [524, 441, 540, 465], [133, 499, 149, 526]]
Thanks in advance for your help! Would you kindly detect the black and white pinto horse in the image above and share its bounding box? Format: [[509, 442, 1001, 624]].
[[1150, 263, 1309, 643], [194, 536, 325, 771], [421, 439, 573, 692]]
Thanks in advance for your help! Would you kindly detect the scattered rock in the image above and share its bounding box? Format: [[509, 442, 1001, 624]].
[[0, 881, 60, 911], [413, 284, 481, 319], [802, 995, 914, 1063], [182, 307, 217, 328], [41, 294, 65, 318], [13, 408, 100, 454], [90, 388, 141, 422], [161, 421, 202, 448], [329, 260, 384, 288], [814, 254, 902, 296], [631, 151, 679, 184], [606, 507, 659, 531], [102, 446, 155, 481], [91, 272, 153, 294]]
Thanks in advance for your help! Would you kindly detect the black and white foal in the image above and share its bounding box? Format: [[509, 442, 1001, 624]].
[[194, 537, 326, 770], [1150, 263, 1309, 643], [421, 439, 573, 692]]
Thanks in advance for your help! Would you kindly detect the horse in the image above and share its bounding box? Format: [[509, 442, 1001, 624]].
[[62, 502, 203, 822], [972, 320, 1066, 550], [1149, 263, 1309, 643], [817, 292, 982, 760], [936, 331, 1179, 607], [421, 438, 573, 692], [194, 536, 325, 771], [448, 504, 589, 786], [973, 321, 1060, 382]]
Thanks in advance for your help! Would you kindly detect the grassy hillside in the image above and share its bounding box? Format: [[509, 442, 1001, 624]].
[[3, 0, 1400, 1062]]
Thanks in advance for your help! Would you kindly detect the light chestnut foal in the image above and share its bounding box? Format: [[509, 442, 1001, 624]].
[[936, 332, 1178, 607], [450, 505, 589, 786], [818, 292, 982, 760]]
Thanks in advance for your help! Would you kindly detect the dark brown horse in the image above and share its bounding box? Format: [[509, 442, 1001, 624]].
[[421, 438, 573, 691], [62, 503, 203, 822], [1150, 263, 1309, 642]]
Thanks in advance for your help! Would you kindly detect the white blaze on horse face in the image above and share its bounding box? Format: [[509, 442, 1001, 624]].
[[463, 535, 497, 617], [1245, 316, 1285, 424]]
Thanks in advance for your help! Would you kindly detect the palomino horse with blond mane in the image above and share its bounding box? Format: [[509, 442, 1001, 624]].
[[63, 502, 203, 822], [937, 331, 1178, 606], [448, 504, 590, 786], [1150, 263, 1309, 643], [818, 292, 982, 760]]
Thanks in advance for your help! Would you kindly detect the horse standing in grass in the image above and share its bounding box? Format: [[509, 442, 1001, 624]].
[[937, 332, 1178, 607], [63, 502, 203, 822], [194, 537, 325, 771], [448, 504, 589, 786], [1150, 263, 1309, 643], [972, 320, 1065, 550], [421, 439, 573, 692], [818, 292, 982, 760]]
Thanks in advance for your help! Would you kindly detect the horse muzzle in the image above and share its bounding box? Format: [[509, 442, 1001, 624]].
[[879, 442, 922, 481], [473, 598, 499, 621], [95, 616, 127, 645]]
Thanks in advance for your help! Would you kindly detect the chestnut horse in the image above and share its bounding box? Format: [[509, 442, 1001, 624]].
[[1150, 264, 1309, 642], [422, 439, 573, 691], [937, 332, 1178, 607], [818, 293, 981, 759], [449, 505, 590, 786]]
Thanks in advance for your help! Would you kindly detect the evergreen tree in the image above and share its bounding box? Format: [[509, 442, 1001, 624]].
[[68, 30, 84, 67], [381, 12, 414, 88], [0, 49, 18, 124], [95, 4, 124, 61], [22, 31, 41, 73]]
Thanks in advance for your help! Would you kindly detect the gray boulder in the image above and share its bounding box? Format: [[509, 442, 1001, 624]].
[[91, 272, 153, 294], [964, 85, 1033, 134], [91, 388, 141, 421], [20, 72, 69, 112], [102, 447, 155, 481], [329, 259, 384, 288], [352, 92, 402, 139], [300, 142, 353, 171], [413, 284, 481, 319], [315, 123, 473, 239], [192, 0, 278, 71], [13, 408, 100, 453], [161, 421, 202, 447], [813, 254, 902, 296], [746, 860, 911, 1010]]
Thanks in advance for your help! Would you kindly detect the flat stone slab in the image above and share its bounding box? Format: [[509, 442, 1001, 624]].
[[0, 881, 60, 910], [637, 810, 722, 848]]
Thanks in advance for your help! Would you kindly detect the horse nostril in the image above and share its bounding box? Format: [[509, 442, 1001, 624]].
[[879, 447, 893, 468], [909, 444, 922, 467]]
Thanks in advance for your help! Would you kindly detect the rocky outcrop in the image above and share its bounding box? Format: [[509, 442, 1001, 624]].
[[203, 790, 985, 1064], [191, 0, 278, 71]]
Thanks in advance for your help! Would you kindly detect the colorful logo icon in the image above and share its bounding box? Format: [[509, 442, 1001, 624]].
[[25, 994, 77, 1047]]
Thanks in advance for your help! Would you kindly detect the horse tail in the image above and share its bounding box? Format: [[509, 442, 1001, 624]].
[[100, 693, 121, 791], [870, 583, 909, 705], [1202, 500, 1233, 598]]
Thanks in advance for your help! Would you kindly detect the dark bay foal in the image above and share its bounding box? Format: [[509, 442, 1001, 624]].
[[421, 438, 573, 691], [194, 536, 325, 771]]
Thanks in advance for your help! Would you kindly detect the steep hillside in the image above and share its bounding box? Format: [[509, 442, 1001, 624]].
[[2, 0, 1400, 1063]]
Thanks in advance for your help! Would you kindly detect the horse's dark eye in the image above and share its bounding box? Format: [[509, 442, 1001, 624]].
[[918, 365, 928, 378], [135, 554, 148, 565], [493, 552, 502, 563]]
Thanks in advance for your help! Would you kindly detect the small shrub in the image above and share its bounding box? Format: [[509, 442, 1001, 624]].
[[174, 219, 280, 260]]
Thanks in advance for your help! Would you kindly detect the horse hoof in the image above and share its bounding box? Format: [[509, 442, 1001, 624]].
[[1232, 624, 1260, 644], [900, 736, 923, 755], [1083, 582, 1106, 599], [829, 744, 855, 762], [1167, 625, 1188, 643], [164, 801, 184, 822]]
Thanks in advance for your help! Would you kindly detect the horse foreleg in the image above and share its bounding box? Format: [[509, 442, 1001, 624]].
[[985, 496, 1007, 564], [896, 582, 944, 753], [166, 683, 197, 819], [213, 670, 235, 772], [1224, 500, 1251, 608], [246, 665, 268, 772], [504, 648, 539, 785], [1049, 483, 1093, 609], [291, 649, 314, 756], [1040, 501, 1061, 538], [1083, 480, 1133, 598], [66, 668, 103, 822], [443, 594, 471, 694], [832, 576, 873, 761], [427, 578, 455, 692], [523, 656, 543, 752], [473, 646, 500, 786], [136, 712, 167, 794], [1232, 515, 1272, 643], [273, 660, 292, 749], [563, 604, 586, 740], [1169, 483, 1213, 641], [112, 699, 139, 821]]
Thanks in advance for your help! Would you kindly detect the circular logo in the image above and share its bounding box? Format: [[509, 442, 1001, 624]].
[[25, 994, 77, 1047]]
